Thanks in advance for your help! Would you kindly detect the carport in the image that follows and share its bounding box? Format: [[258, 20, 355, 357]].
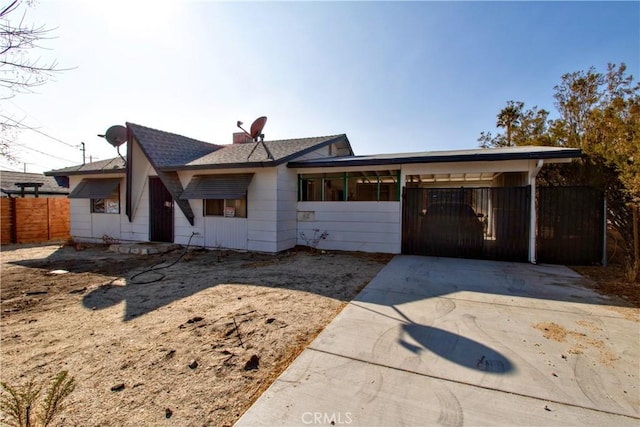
[[398, 147, 602, 265]]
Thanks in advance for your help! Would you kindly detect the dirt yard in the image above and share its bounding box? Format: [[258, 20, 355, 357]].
[[0, 243, 392, 426]]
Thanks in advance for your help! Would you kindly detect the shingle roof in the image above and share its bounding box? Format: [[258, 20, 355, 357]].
[[183, 135, 349, 169], [1, 170, 69, 195], [45, 157, 126, 176], [127, 122, 221, 167]]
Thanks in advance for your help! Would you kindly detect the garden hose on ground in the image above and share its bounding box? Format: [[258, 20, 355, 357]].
[[129, 232, 198, 285]]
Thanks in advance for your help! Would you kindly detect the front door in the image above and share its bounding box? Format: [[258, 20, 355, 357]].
[[149, 177, 173, 242]]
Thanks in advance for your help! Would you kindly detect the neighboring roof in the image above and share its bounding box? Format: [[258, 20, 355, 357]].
[[180, 174, 254, 200], [180, 134, 352, 171], [44, 157, 125, 176], [288, 146, 583, 168], [127, 122, 220, 168], [1, 170, 70, 195], [68, 178, 121, 199]]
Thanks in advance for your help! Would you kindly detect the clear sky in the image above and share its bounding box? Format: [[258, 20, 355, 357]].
[[1, 0, 638, 173]]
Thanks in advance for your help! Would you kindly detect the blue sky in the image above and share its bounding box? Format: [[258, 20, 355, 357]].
[[1, 1, 638, 173]]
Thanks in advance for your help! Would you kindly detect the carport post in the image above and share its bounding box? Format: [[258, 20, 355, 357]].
[[528, 160, 544, 264]]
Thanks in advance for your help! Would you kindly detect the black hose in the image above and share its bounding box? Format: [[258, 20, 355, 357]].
[[129, 232, 198, 285]]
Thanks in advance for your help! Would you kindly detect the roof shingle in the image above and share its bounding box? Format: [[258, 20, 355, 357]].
[[1, 170, 70, 195], [185, 135, 348, 168], [127, 122, 221, 167]]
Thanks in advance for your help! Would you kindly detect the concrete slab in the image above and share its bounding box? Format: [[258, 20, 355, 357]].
[[236, 256, 640, 426], [108, 242, 181, 255]]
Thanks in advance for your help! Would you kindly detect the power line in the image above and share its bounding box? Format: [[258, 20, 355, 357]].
[[0, 163, 21, 172], [0, 113, 78, 148], [9, 140, 77, 164]]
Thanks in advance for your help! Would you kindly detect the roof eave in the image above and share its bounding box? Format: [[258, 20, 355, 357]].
[[44, 168, 126, 177], [288, 149, 583, 169]]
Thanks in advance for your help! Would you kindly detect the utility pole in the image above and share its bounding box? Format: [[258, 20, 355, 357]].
[[80, 142, 86, 165]]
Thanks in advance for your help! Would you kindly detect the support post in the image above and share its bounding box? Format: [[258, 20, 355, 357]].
[[528, 160, 544, 264]]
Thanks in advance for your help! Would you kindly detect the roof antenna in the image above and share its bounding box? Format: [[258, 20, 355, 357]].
[[237, 116, 273, 160], [98, 125, 128, 166]]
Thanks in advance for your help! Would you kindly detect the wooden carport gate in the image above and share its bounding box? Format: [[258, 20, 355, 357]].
[[402, 186, 604, 265]]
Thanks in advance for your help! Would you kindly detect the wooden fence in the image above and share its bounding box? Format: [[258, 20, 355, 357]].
[[0, 198, 70, 244]]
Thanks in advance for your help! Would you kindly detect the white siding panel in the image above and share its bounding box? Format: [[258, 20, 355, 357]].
[[296, 202, 401, 254], [91, 214, 121, 240], [204, 217, 248, 250], [248, 229, 276, 242], [275, 165, 299, 252], [174, 197, 205, 246], [69, 178, 91, 240], [247, 169, 278, 252]]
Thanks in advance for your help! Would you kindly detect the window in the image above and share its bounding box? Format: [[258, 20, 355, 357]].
[[204, 197, 247, 218], [299, 171, 400, 202], [91, 188, 120, 214]]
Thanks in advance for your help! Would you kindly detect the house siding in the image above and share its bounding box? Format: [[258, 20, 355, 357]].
[[247, 168, 278, 252], [276, 165, 298, 251], [297, 201, 401, 253], [69, 174, 125, 243]]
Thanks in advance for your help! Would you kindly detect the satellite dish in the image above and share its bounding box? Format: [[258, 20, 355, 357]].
[[238, 115, 273, 160], [104, 125, 127, 147], [249, 116, 267, 139], [237, 116, 267, 141]]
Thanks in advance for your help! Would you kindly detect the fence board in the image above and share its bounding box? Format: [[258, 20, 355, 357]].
[[1, 198, 13, 244], [48, 198, 70, 239], [0, 198, 70, 244], [15, 198, 48, 243]]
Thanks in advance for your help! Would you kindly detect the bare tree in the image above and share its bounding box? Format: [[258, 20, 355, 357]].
[[1, 0, 61, 95], [1, 0, 68, 162]]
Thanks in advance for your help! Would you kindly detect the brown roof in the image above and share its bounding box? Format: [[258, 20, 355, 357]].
[[1, 170, 69, 195], [183, 135, 351, 170], [45, 157, 125, 176]]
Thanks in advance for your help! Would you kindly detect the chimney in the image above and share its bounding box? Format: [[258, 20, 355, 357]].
[[233, 132, 253, 144]]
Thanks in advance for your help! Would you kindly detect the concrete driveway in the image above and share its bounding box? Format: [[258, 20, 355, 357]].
[[236, 256, 640, 426]]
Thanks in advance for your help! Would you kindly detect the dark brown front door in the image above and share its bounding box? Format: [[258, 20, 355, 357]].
[[149, 177, 173, 242]]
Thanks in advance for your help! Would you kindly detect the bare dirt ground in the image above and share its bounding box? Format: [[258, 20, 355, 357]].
[[572, 263, 640, 308], [0, 243, 392, 426]]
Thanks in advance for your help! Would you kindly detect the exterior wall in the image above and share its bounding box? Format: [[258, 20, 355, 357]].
[[294, 164, 403, 253], [276, 165, 298, 251], [297, 201, 401, 253], [68, 174, 125, 243], [247, 168, 278, 252], [173, 168, 278, 252], [122, 140, 154, 242]]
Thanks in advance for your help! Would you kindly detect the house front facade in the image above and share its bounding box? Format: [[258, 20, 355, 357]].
[[46, 122, 587, 264]]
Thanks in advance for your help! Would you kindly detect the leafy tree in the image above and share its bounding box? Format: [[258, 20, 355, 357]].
[[479, 63, 640, 279], [496, 100, 523, 147]]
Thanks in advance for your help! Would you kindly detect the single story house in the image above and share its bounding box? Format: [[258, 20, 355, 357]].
[[46, 122, 584, 264]]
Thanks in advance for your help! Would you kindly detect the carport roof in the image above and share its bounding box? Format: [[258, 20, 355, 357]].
[[288, 145, 582, 168]]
